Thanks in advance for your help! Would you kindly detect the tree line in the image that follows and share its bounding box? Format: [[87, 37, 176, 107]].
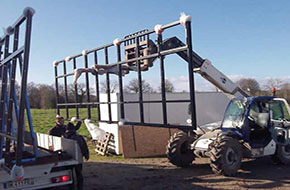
[[23, 79, 175, 109], [20, 78, 290, 109], [236, 78, 290, 103]]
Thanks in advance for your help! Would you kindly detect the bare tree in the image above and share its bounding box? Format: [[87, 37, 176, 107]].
[[66, 83, 85, 103], [26, 83, 56, 108], [236, 78, 260, 96], [264, 78, 283, 91], [124, 79, 154, 93], [100, 80, 119, 93], [27, 82, 41, 108], [158, 79, 175, 92], [38, 84, 56, 109], [280, 82, 290, 103]]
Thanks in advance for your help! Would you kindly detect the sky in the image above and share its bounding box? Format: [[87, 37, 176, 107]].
[[1, 0, 290, 91]]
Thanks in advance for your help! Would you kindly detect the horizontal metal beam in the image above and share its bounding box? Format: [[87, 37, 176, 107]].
[[54, 19, 182, 65], [0, 46, 24, 66], [84, 119, 193, 130], [54, 45, 188, 72], [102, 46, 187, 67], [123, 121, 194, 130], [0, 17, 26, 43], [0, 132, 17, 140], [56, 99, 191, 107], [55, 72, 74, 79]]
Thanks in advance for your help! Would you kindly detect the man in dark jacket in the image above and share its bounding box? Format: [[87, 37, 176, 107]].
[[48, 115, 82, 137], [63, 122, 89, 190]]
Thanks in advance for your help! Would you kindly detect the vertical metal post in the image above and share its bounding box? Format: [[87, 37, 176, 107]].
[[84, 54, 91, 119], [0, 36, 9, 159], [0, 46, 2, 80], [0, 45, 2, 60], [157, 34, 168, 125], [117, 45, 125, 119], [105, 48, 112, 122], [16, 12, 33, 166], [24, 94, 39, 157], [73, 58, 79, 118], [93, 52, 100, 121], [18, 51, 39, 158], [63, 61, 69, 119], [54, 66, 60, 115], [136, 37, 144, 123], [185, 21, 197, 130], [5, 26, 20, 162]]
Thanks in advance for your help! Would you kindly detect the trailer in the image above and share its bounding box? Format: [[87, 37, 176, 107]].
[[0, 8, 82, 189]]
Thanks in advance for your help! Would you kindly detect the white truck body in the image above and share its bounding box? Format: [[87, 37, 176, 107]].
[[0, 133, 82, 190]]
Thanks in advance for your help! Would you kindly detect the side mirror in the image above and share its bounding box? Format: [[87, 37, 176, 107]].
[[256, 113, 269, 128]]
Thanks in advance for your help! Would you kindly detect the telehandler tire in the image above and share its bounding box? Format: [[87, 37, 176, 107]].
[[209, 135, 242, 176], [166, 131, 197, 167], [273, 144, 290, 165]]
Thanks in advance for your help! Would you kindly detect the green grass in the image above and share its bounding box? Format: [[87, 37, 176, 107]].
[[28, 108, 98, 138], [27, 108, 123, 161]]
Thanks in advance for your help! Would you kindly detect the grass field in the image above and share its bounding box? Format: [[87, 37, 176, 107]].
[[28, 108, 123, 161], [29, 108, 95, 138]]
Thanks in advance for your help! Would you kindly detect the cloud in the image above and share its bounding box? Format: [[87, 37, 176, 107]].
[[228, 74, 245, 81]]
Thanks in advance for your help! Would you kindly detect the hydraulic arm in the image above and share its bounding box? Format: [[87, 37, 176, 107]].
[[162, 37, 249, 98]]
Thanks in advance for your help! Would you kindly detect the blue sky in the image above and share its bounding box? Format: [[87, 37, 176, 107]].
[[1, 0, 290, 91]]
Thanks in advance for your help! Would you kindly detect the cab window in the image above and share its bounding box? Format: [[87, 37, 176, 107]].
[[249, 102, 259, 120], [249, 101, 270, 120], [281, 102, 290, 120], [272, 101, 283, 120]]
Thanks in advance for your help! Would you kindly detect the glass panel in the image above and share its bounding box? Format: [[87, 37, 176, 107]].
[[281, 101, 290, 120], [249, 102, 259, 120], [222, 100, 247, 128], [272, 101, 283, 120]]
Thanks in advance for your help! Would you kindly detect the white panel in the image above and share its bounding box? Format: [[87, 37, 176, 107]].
[[98, 123, 120, 154], [99, 93, 118, 121], [120, 92, 229, 126], [195, 92, 230, 125]]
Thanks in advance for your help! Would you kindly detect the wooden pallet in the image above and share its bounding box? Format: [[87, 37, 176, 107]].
[[94, 133, 115, 156]]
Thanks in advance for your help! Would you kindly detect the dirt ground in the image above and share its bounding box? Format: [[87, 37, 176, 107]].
[[82, 156, 290, 190]]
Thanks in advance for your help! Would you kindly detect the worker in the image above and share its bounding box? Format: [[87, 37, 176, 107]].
[[48, 115, 82, 137], [73, 63, 149, 84], [63, 122, 89, 190]]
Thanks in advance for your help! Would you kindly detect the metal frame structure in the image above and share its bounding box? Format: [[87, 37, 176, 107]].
[[54, 15, 199, 131], [0, 8, 38, 168]]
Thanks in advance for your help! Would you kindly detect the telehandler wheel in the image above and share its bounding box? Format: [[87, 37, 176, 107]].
[[273, 144, 290, 165], [209, 135, 242, 176], [166, 131, 197, 167]]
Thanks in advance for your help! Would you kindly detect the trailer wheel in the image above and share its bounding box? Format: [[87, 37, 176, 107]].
[[273, 144, 290, 165], [166, 131, 197, 167], [209, 135, 242, 176]]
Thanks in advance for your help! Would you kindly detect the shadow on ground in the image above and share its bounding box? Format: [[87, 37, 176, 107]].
[[82, 157, 290, 190]]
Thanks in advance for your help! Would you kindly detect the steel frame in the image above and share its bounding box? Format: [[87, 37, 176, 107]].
[[54, 17, 199, 131], [0, 8, 38, 167]]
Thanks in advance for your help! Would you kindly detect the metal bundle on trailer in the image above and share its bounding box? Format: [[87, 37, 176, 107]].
[[0, 7, 39, 170]]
